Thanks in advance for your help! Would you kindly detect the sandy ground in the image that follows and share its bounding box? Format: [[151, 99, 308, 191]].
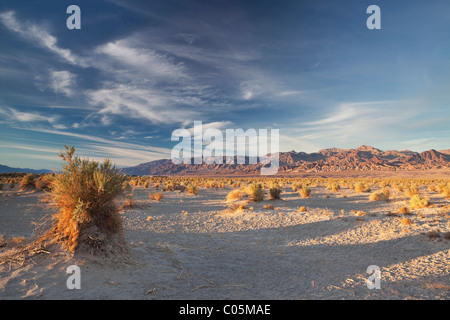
[[0, 182, 449, 300]]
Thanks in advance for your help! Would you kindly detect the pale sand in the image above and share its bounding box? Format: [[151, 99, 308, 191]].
[[0, 183, 449, 300]]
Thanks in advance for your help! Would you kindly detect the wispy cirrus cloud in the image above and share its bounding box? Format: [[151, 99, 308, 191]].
[[0, 11, 87, 67], [0, 106, 67, 129]]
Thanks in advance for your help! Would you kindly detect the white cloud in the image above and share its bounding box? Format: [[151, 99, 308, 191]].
[[0, 11, 86, 67], [0, 106, 69, 130], [96, 39, 188, 82], [50, 70, 76, 97], [87, 84, 201, 124]]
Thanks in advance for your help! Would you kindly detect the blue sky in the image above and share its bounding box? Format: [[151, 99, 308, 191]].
[[0, 0, 449, 170]]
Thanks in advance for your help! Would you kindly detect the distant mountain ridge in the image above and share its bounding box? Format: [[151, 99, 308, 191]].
[[0, 164, 52, 174], [122, 145, 450, 176]]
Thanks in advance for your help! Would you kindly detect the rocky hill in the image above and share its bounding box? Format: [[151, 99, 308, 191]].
[[122, 145, 450, 176]]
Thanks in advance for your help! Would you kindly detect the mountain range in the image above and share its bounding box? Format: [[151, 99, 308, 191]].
[[122, 145, 450, 176], [0, 164, 52, 174]]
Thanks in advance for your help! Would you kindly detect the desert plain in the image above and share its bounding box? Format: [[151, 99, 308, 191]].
[[0, 174, 449, 300]]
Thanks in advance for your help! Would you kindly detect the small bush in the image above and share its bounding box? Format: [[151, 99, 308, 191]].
[[409, 194, 429, 209], [19, 173, 36, 190], [404, 186, 419, 198], [397, 206, 411, 215], [186, 184, 198, 195], [401, 218, 411, 225], [269, 185, 282, 200], [297, 206, 307, 212], [35, 175, 53, 191], [439, 184, 450, 199], [327, 182, 340, 193], [149, 192, 163, 201], [354, 182, 370, 193], [226, 189, 243, 202], [298, 187, 311, 198], [244, 183, 264, 202], [369, 187, 390, 202]]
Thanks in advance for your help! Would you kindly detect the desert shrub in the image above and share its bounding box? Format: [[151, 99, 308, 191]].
[[409, 194, 429, 209], [438, 184, 450, 199], [401, 218, 411, 225], [369, 187, 390, 202], [35, 175, 53, 191], [19, 173, 36, 190], [269, 185, 282, 200], [48, 145, 128, 252], [244, 183, 264, 202], [298, 187, 311, 198], [186, 184, 198, 195], [297, 206, 307, 212], [327, 182, 340, 193], [149, 192, 163, 201], [404, 185, 419, 198], [263, 204, 274, 210], [397, 206, 411, 215], [354, 182, 370, 193], [226, 189, 243, 202], [291, 183, 302, 192], [232, 203, 247, 213]]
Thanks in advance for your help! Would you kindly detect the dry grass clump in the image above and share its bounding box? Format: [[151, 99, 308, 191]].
[[397, 206, 411, 215], [186, 184, 198, 195], [409, 194, 430, 209], [297, 206, 307, 212], [401, 217, 412, 225], [369, 187, 390, 202], [19, 173, 37, 191], [149, 192, 163, 201], [34, 174, 53, 191], [298, 187, 311, 198], [327, 181, 340, 193], [354, 182, 370, 193], [404, 185, 419, 198], [232, 203, 247, 213], [263, 204, 274, 210], [226, 189, 243, 202], [244, 183, 264, 202], [437, 183, 450, 199]]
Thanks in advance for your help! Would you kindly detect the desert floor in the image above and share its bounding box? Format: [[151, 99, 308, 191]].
[[0, 183, 449, 300]]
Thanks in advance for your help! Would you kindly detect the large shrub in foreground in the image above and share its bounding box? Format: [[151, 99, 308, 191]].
[[49, 145, 128, 252]]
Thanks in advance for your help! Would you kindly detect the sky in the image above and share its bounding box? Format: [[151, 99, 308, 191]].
[[0, 0, 449, 170]]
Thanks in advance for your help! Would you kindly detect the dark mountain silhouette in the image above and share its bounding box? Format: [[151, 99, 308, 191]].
[[0, 164, 52, 174]]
